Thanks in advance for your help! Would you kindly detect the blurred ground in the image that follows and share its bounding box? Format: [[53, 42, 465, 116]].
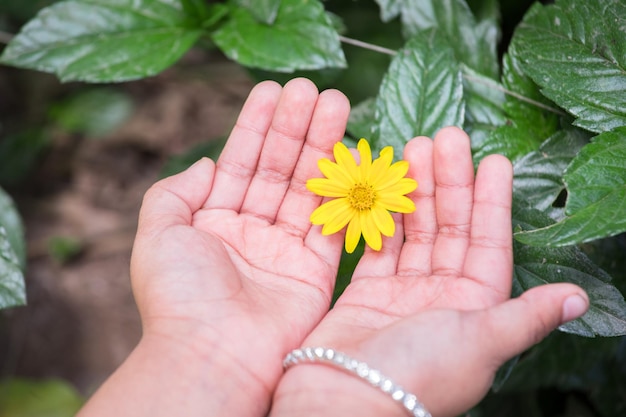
[[0, 52, 254, 395]]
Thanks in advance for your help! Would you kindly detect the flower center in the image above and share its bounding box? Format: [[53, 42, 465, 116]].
[[348, 183, 376, 210]]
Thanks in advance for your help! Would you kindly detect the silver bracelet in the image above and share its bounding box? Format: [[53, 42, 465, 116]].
[[283, 347, 432, 417]]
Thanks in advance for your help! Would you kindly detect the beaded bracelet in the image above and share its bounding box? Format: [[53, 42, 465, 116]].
[[283, 347, 432, 417]]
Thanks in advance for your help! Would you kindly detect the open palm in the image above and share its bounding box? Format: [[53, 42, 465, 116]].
[[130, 78, 349, 401]]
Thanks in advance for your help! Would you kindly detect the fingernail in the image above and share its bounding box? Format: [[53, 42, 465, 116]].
[[561, 293, 589, 323]]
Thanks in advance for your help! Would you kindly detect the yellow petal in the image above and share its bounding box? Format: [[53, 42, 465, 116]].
[[360, 210, 382, 251], [345, 214, 362, 254], [377, 194, 416, 213], [379, 177, 418, 196], [333, 142, 360, 182], [318, 158, 354, 188], [357, 139, 372, 182], [371, 204, 395, 237], [369, 146, 394, 185], [373, 161, 411, 191], [306, 178, 350, 197], [322, 203, 356, 235], [310, 198, 349, 225]]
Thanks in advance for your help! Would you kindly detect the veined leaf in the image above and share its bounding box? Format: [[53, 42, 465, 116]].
[[212, 0, 346, 72], [516, 128, 626, 246], [374, 29, 464, 156], [461, 65, 506, 154], [234, 0, 281, 24], [0, 0, 202, 82], [473, 50, 561, 164], [347, 98, 377, 142], [376, 0, 499, 78], [513, 128, 588, 218], [513, 205, 626, 337], [0, 187, 25, 269], [513, 0, 626, 133]]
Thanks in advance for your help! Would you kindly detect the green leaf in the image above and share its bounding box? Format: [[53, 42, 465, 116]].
[[0, 226, 26, 309], [0, 187, 26, 268], [374, 0, 402, 22], [0, 378, 83, 417], [516, 128, 626, 247], [513, 0, 626, 133], [0, 0, 202, 83], [461, 65, 506, 153], [374, 29, 464, 156], [384, 0, 499, 78], [49, 88, 133, 137], [234, 0, 281, 24], [346, 98, 376, 141], [501, 50, 560, 136], [512, 128, 588, 217], [472, 49, 562, 164], [513, 206, 626, 337], [212, 0, 346, 72]]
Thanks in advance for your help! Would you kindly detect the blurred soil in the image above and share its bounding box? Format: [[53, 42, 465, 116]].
[[0, 52, 254, 395]]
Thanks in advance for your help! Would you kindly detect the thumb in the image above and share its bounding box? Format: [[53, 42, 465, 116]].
[[137, 157, 216, 234], [484, 283, 589, 363]]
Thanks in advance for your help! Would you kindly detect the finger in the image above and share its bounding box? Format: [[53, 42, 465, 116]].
[[205, 80, 282, 211], [430, 127, 475, 276], [138, 158, 216, 236], [463, 154, 513, 302], [278, 88, 350, 239], [397, 136, 436, 277], [352, 213, 404, 279], [240, 78, 320, 222], [483, 284, 589, 365]]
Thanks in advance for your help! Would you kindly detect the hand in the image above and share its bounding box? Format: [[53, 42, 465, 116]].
[[270, 127, 589, 417], [79, 78, 350, 417]]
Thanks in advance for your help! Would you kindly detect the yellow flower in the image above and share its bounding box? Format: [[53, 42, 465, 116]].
[[307, 138, 417, 253]]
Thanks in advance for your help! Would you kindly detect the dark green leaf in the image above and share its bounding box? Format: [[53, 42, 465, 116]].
[[212, 0, 346, 72], [374, 0, 402, 22], [473, 123, 540, 164], [461, 65, 506, 154], [0, 378, 83, 416], [472, 51, 561, 164], [501, 50, 560, 136], [388, 0, 500, 78], [513, 0, 626, 133], [0, 187, 25, 268], [0, 0, 202, 82], [234, 0, 281, 24], [513, 205, 626, 337], [0, 225, 26, 309], [346, 98, 376, 141], [374, 29, 464, 156], [49, 88, 133, 137], [513, 128, 588, 217], [516, 128, 626, 246]]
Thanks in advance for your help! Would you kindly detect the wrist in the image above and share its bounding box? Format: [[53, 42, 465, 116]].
[[137, 329, 272, 415], [270, 363, 408, 417]]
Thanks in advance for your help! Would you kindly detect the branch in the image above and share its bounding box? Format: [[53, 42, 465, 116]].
[[339, 35, 396, 56]]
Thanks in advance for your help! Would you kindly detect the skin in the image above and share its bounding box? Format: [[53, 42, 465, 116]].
[[77, 78, 589, 417]]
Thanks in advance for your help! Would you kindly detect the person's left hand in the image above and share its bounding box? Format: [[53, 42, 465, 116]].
[[129, 78, 350, 415]]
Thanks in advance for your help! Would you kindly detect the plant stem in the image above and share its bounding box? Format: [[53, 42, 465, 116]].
[[339, 35, 397, 56], [0, 31, 14, 44]]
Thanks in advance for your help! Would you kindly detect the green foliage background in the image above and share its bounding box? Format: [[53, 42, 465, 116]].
[[1, 0, 626, 415]]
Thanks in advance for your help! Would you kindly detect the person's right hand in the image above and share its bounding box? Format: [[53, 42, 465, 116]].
[[270, 127, 589, 417]]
